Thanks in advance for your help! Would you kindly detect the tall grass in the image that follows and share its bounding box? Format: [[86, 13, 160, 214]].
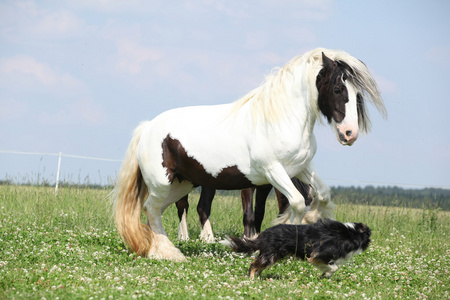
[[0, 185, 448, 299]]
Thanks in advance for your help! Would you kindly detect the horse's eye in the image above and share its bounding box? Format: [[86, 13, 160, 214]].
[[333, 87, 341, 94]]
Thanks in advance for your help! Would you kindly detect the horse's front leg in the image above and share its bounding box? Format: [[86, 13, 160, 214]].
[[297, 162, 335, 224], [264, 163, 306, 225]]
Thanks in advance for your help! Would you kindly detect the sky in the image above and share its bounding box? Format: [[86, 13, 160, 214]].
[[0, 0, 449, 189]]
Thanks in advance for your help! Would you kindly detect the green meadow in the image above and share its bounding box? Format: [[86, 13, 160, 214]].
[[0, 185, 448, 299]]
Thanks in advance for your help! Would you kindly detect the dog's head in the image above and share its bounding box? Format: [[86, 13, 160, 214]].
[[346, 222, 371, 251], [307, 219, 372, 278]]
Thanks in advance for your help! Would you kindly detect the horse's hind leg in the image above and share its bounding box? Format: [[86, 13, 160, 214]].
[[144, 181, 194, 261], [254, 185, 272, 234], [176, 195, 190, 241], [241, 188, 256, 238], [197, 187, 216, 243], [274, 189, 289, 214]]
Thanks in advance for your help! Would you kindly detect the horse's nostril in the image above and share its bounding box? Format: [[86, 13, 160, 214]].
[[345, 130, 352, 137]]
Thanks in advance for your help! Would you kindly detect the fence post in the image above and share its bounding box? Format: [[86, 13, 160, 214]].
[[55, 152, 62, 196]]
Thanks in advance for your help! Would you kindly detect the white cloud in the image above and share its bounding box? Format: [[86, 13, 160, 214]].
[[0, 1, 85, 40], [372, 71, 397, 95], [183, 0, 333, 21], [114, 38, 164, 74], [33, 10, 84, 36], [0, 55, 85, 90], [66, 0, 333, 21], [0, 55, 103, 127], [39, 98, 107, 126], [72, 98, 107, 125], [65, 0, 164, 14], [1, 55, 57, 85]]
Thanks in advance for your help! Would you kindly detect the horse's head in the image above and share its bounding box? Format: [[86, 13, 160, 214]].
[[316, 52, 361, 146]]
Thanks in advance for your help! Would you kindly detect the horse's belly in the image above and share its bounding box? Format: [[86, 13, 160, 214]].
[[161, 133, 254, 189]]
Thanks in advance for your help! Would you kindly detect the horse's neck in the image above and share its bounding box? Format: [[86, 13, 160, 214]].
[[282, 63, 318, 135], [229, 60, 319, 142]]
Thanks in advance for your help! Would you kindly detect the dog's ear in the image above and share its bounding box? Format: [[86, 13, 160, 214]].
[[356, 223, 368, 233]]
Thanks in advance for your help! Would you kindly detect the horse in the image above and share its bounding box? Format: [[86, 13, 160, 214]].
[[113, 48, 386, 261], [176, 178, 313, 242]]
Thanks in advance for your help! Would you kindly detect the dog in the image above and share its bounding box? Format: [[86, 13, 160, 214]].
[[225, 219, 371, 278]]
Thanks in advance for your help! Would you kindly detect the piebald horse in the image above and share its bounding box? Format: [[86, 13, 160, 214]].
[[176, 178, 313, 242], [113, 48, 386, 261]]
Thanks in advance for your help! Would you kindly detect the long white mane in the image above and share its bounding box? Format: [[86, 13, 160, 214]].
[[232, 48, 387, 132]]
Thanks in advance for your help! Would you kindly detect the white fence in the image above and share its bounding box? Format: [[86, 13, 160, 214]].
[[0, 150, 122, 195], [1, 150, 449, 193]]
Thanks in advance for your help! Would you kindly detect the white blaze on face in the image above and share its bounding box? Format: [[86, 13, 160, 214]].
[[334, 80, 359, 146]]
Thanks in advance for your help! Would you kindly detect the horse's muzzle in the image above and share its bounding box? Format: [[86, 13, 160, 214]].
[[338, 128, 358, 146]]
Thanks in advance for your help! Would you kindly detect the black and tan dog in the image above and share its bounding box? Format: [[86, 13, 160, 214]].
[[226, 219, 371, 278]]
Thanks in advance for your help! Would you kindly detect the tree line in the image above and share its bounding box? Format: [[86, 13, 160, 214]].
[[330, 186, 450, 211], [1, 180, 448, 211]]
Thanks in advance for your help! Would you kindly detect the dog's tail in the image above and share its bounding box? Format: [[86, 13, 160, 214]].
[[224, 235, 259, 255]]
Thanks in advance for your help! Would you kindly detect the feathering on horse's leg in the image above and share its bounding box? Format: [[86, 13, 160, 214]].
[[298, 163, 335, 224], [197, 188, 216, 243], [175, 195, 190, 241], [177, 209, 189, 241], [199, 219, 215, 243], [143, 182, 193, 262], [265, 163, 306, 225], [271, 192, 307, 225], [144, 200, 186, 261]]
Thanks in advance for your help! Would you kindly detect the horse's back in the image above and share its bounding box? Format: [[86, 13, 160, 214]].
[[136, 103, 256, 189]]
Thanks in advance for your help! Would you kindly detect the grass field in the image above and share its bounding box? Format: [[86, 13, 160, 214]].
[[0, 185, 449, 299]]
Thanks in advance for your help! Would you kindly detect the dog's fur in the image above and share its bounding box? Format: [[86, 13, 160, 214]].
[[226, 219, 371, 278]]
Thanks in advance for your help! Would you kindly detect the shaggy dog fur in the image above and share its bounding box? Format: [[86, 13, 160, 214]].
[[226, 219, 371, 278]]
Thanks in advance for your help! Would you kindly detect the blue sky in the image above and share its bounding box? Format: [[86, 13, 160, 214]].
[[1, 0, 449, 189]]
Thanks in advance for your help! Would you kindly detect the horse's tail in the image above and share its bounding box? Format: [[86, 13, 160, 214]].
[[225, 235, 259, 255], [113, 122, 152, 256]]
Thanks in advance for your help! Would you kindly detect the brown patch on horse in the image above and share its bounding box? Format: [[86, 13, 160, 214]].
[[161, 134, 253, 189]]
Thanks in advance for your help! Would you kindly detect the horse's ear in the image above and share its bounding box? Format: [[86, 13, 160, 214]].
[[322, 52, 335, 69]]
